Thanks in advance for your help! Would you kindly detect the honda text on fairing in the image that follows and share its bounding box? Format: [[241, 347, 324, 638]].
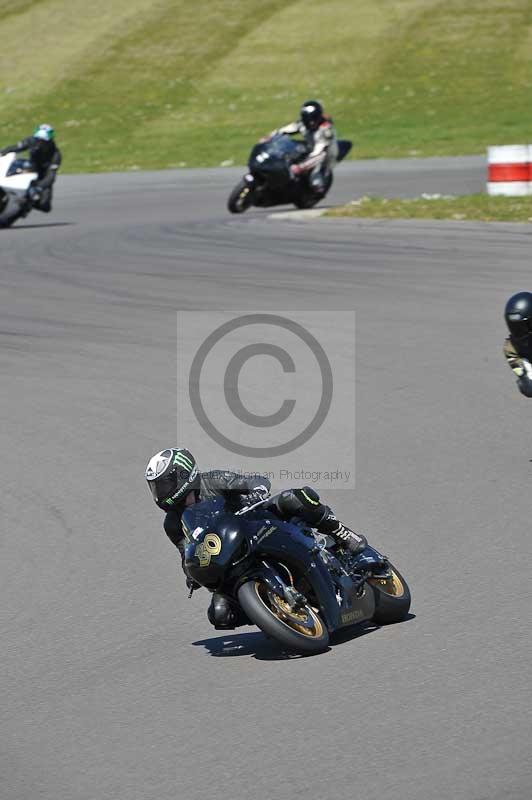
[[0, 154, 38, 228], [183, 495, 411, 654], [227, 134, 352, 214]]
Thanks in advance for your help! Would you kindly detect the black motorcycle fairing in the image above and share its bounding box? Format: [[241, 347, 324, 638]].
[[247, 135, 308, 204], [249, 135, 308, 178], [184, 521, 247, 589], [243, 518, 375, 631], [183, 497, 377, 632], [182, 495, 225, 535]]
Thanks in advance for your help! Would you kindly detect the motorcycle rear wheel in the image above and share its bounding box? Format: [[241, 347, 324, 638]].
[[227, 179, 253, 213], [368, 564, 411, 624], [238, 579, 329, 654], [294, 171, 333, 209]]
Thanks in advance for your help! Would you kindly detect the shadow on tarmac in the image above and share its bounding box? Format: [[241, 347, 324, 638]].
[[192, 619, 396, 661], [2, 221, 75, 231]]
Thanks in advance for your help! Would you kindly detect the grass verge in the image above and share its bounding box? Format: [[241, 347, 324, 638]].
[[1, 1, 532, 171], [325, 194, 532, 223]]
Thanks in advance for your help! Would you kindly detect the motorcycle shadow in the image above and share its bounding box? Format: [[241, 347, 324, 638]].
[[193, 620, 383, 661], [3, 221, 75, 230]]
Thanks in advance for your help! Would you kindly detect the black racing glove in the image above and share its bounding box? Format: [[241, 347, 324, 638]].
[[245, 485, 270, 506]]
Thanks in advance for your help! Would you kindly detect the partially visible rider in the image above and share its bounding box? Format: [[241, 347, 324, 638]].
[[0, 124, 61, 213], [145, 447, 366, 628], [503, 292, 532, 397], [265, 99, 339, 196]]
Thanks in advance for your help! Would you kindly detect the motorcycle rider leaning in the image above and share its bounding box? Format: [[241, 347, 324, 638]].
[[503, 291, 532, 397], [145, 447, 366, 629], [266, 99, 339, 197], [0, 124, 61, 213]]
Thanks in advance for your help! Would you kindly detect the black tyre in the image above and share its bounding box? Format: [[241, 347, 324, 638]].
[[0, 191, 18, 228], [237, 579, 329, 654], [369, 564, 411, 624], [227, 179, 253, 213], [294, 171, 333, 209], [0, 212, 20, 228], [293, 193, 320, 210]]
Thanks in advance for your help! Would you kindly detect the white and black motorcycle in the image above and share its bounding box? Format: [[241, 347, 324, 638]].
[[0, 153, 38, 227]]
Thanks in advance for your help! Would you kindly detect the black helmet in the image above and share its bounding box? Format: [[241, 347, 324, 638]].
[[300, 100, 324, 132], [504, 292, 532, 341], [145, 448, 200, 510]]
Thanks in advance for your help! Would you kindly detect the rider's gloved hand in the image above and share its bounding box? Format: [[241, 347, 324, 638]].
[[290, 164, 303, 177], [243, 485, 270, 506]]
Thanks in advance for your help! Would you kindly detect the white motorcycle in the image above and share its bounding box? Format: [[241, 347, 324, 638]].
[[0, 152, 38, 227]]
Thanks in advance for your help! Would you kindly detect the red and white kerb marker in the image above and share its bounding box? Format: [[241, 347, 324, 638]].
[[487, 145, 531, 196]]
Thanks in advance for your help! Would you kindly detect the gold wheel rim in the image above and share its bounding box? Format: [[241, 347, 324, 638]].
[[254, 582, 324, 638], [368, 569, 404, 597]]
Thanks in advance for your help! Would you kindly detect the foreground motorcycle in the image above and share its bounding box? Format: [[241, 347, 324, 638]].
[[0, 153, 37, 227], [227, 133, 352, 214], [184, 496, 410, 654]]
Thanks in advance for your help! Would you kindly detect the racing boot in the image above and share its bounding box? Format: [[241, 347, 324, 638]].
[[207, 593, 244, 630], [317, 511, 367, 554]]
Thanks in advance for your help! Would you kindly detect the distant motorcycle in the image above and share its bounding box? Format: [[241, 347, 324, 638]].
[[227, 133, 352, 214], [184, 496, 411, 654], [0, 153, 37, 227]]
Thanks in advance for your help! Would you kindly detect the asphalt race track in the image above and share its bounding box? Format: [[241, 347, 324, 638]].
[[2, 156, 531, 800]]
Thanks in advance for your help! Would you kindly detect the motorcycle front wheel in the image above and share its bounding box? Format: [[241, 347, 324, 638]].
[[238, 579, 329, 654], [368, 564, 411, 624], [0, 211, 21, 228], [227, 179, 253, 213]]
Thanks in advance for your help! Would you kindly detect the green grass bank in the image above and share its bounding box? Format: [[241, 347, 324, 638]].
[[1, 0, 532, 172], [326, 194, 532, 223]]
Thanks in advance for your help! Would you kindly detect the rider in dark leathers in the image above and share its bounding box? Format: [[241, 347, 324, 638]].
[[145, 448, 366, 629], [503, 292, 532, 397], [1, 124, 61, 213]]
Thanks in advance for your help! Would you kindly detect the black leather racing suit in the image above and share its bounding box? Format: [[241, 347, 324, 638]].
[[1, 137, 62, 212], [163, 470, 272, 558], [163, 472, 366, 629]]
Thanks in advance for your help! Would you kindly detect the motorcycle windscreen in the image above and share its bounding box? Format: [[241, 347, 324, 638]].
[[6, 159, 33, 177], [249, 135, 302, 187]]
